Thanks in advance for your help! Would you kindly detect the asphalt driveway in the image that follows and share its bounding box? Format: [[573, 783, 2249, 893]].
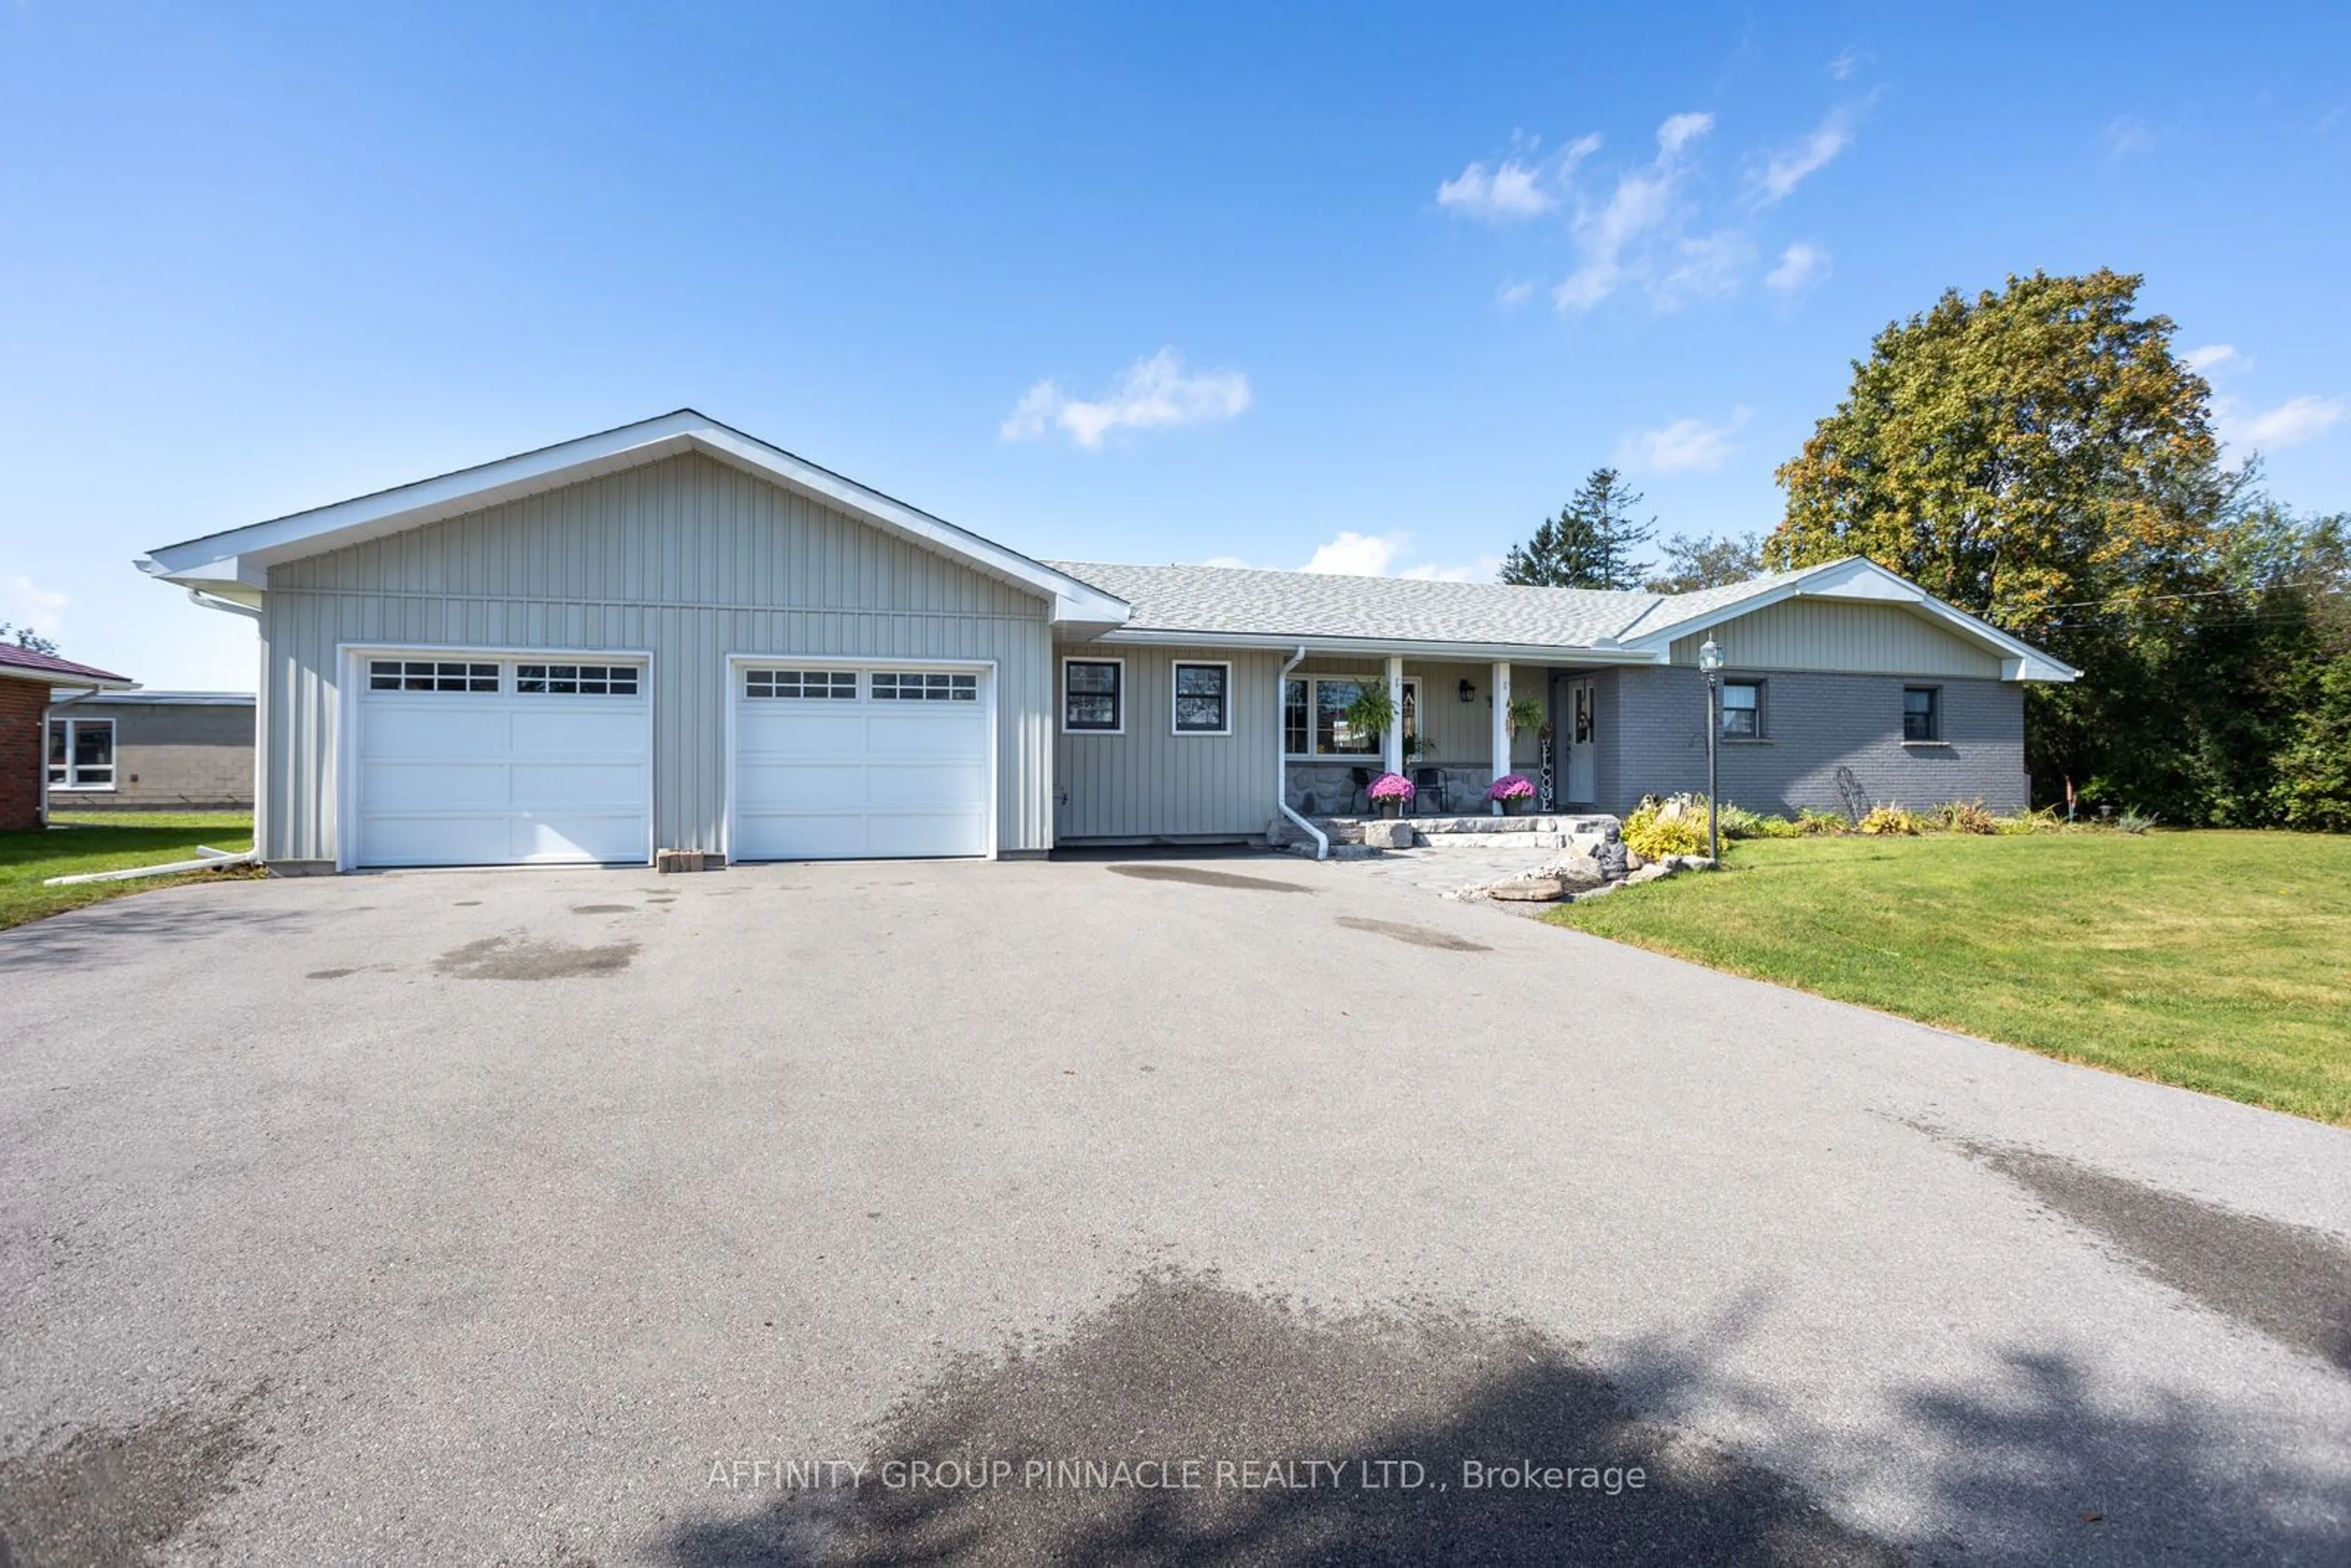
[[1, 856, 2346, 1565]]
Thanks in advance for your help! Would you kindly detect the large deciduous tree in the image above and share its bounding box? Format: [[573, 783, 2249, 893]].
[[1501, 468, 1655, 590], [1765, 269, 2249, 809]]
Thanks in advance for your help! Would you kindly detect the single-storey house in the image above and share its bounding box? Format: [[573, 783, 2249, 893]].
[[0, 643, 137, 831], [43, 691, 255, 811], [137, 410, 2076, 872]]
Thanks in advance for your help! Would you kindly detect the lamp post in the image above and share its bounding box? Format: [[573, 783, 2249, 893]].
[[1698, 637, 1723, 866]]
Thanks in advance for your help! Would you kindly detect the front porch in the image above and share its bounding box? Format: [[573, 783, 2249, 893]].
[[1281, 655, 1605, 818]]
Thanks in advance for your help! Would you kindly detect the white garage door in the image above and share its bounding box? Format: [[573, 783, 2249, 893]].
[[352, 654, 651, 868], [731, 662, 992, 860]]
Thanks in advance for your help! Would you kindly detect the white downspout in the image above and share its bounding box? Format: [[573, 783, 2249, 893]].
[[179, 585, 265, 868], [1277, 646, 1327, 861]]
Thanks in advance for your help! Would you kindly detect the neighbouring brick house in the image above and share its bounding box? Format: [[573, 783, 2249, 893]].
[[55, 692, 255, 811], [0, 644, 137, 831]]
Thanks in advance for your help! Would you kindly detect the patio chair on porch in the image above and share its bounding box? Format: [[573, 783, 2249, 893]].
[[1412, 767, 1453, 815], [1348, 767, 1374, 814]]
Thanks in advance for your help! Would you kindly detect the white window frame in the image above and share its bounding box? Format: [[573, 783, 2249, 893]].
[[1169, 660, 1233, 737], [1060, 656, 1125, 735], [1281, 675, 1422, 760], [48, 715, 118, 792]]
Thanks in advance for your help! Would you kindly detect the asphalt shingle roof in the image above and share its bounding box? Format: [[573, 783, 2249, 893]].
[[0, 643, 131, 685], [1044, 560, 1775, 649]]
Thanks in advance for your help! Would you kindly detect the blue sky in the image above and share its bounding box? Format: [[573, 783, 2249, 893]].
[[2, 2, 2345, 690]]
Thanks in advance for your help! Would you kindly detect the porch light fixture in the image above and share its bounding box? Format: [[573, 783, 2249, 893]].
[[1458, 678, 1475, 703], [1698, 638, 1723, 864]]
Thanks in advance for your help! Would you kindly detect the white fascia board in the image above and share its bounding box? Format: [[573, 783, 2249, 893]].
[[139, 411, 1133, 629], [1090, 628, 1663, 664], [1619, 557, 2080, 683]]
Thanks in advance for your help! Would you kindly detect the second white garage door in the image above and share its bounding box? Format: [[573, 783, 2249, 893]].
[[730, 661, 993, 861]]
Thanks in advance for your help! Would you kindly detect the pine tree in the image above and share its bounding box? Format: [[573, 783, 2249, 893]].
[[1499, 468, 1656, 589]]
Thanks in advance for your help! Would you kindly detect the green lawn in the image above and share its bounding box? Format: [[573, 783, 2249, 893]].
[[1547, 832, 2351, 1125], [0, 811, 258, 929]]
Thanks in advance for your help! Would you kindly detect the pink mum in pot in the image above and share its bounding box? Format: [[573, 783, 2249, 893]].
[[1368, 772, 1416, 803], [1487, 774, 1535, 801]]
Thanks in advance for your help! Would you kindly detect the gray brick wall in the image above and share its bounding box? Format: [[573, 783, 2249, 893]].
[[69, 703, 254, 810], [1595, 666, 2028, 817]]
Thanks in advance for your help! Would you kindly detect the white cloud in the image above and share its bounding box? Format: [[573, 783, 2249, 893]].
[[1657, 111, 1714, 154], [1438, 158, 1554, 219], [1828, 48, 1865, 81], [2, 575, 66, 639], [1753, 111, 1855, 203], [2183, 343, 2239, 373], [1302, 531, 1408, 576], [1494, 278, 1536, 309], [1554, 113, 1710, 313], [1766, 241, 1829, 294], [2104, 115, 2156, 159], [1614, 408, 1750, 474], [2218, 394, 2347, 451], [1435, 133, 1599, 220], [999, 348, 1251, 448], [1654, 231, 1753, 308], [1206, 534, 1498, 580]]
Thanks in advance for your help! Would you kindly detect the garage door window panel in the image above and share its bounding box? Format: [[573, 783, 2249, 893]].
[[874, 671, 977, 701], [745, 669, 857, 700], [518, 663, 639, 696], [369, 659, 500, 693]]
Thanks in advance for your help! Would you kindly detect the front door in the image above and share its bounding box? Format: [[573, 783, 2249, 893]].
[[1565, 677, 1597, 805]]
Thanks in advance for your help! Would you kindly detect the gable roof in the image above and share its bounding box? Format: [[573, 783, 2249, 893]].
[[138, 410, 1131, 629], [0, 643, 135, 689], [1049, 555, 2077, 681]]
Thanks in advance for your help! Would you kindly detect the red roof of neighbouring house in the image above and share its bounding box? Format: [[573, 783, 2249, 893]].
[[0, 643, 134, 688]]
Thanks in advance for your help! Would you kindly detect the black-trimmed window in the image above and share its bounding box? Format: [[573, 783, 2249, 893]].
[[1172, 662, 1229, 734], [368, 659, 498, 692], [873, 670, 977, 702], [518, 663, 639, 696], [1719, 680, 1763, 739], [1063, 660, 1122, 732], [745, 669, 857, 700], [1902, 686, 1940, 742], [47, 717, 115, 790]]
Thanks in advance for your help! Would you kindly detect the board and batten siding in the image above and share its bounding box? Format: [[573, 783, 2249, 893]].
[[259, 451, 1056, 863], [1668, 599, 2002, 679], [1052, 645, 1282, 840]]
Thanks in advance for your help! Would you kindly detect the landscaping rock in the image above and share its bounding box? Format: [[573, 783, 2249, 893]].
[[1623, 848, 1648, 872], [1363, 819, 1418, 850], [1663, 854, 1718, 872], [1623, 863, 1674, 885], [1487, 876, 1567, 902], [1550, 849, 1607, 893]]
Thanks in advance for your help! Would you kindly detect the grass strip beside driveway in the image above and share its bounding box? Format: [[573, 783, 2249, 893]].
[[1547, 833, 2351, 1125], [0, 812, 258, 929]]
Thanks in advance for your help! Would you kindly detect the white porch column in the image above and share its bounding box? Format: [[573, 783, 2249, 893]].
[[1490, 660, 1512, 810], [1382, 655, 1405, 776]]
